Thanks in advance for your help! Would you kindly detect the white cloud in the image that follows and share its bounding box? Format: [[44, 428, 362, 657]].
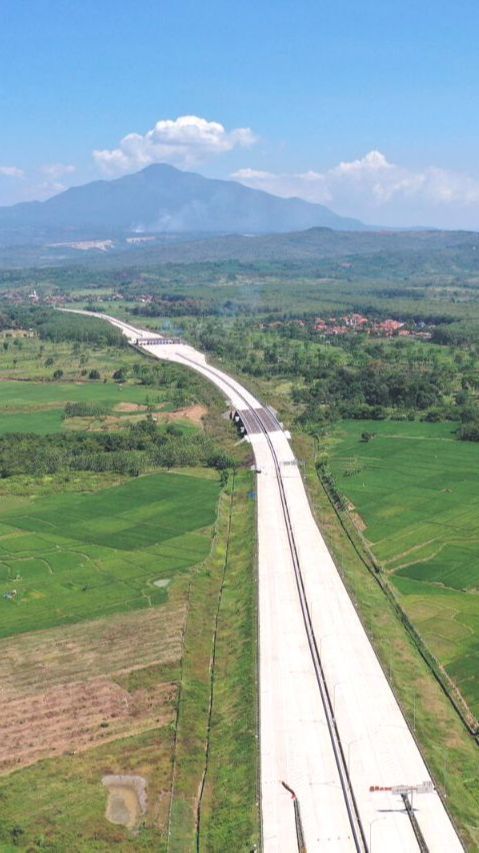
[[232, 152, 479, 225], [331, 150, 392, 177], [38, 181, 68, 197], [0, 164, 79, 205], [41, 163, 76, 179], [93, 115, 257, 175], [233, 167, 333, 203], [0, 166, 24, 178]]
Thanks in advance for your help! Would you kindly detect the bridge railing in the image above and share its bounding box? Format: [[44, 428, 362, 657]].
[[135, 338, 182, 345]]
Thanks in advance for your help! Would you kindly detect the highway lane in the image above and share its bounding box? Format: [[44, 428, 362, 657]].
[[66, 310, 464, 852]]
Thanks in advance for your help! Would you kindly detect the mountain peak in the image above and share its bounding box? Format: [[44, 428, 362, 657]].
[[0, 164, 365, 237]]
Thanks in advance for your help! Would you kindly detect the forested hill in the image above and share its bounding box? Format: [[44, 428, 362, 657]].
[[1, 223, 479, 272], [106, 226, 479, 264]]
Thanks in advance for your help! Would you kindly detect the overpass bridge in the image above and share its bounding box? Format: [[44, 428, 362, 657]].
[[134, 336, 182, 346]]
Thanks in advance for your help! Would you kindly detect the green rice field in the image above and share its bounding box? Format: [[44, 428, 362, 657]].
[[328, 419, 479, 717], [0, 471, 220, 637]]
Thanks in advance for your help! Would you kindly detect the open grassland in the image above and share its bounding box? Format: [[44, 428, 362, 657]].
[[168, 470, 259, 852], [0, 333, 136, 381], [0, 471, 219, 636], [0, 378, 173, 407], [199, 470, 258, 850], [0, 332, 212, 434], [295, 433, 479, 849], [327, 419, 479, 719], [0, 380, 186, 434], [0, 729, 175, 852]]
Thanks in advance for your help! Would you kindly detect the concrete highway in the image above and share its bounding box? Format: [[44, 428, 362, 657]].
[[68, 311, 464, 853]]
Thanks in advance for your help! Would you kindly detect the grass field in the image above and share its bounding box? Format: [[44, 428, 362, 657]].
[[0, 470, 257, 853], [0, 379, 175, 434], [0, 471, 220, 637], [0, 333, 211, 435], [0, 728, 176, 852], [327, 419, 479, 718], [0, 379, 161, 409], [0, 321, 258, 850], [167, 470, 259, 852]]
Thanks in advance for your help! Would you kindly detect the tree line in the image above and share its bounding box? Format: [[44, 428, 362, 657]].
[[0, 305, 126, 347], [0, 417, 234, 479]]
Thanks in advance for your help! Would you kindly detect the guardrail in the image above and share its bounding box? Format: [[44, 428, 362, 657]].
[[135, 337, 183, 345]]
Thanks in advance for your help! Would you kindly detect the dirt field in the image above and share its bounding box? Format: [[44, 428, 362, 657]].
[[113, 402, 148, 413], [162, 403, 207, 425], [0, 604, 186, 774], [67, 402, 208, 432], [0, 678, 176, 774]]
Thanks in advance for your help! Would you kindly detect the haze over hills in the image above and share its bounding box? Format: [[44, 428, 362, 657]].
[[0, 163, 365, 241], [0, 162, 478, 271], [1, 221, 478, 273], [121, 226, 479, 263]]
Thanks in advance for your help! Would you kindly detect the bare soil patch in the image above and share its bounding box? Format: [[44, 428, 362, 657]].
[[0, 605, 186, 698], [103, 774, 147, 829], [67, 403, 207, 433], [114, 402, 148, 413], [161, 404, 207, 425], [0, 678, 176, 774], [0, 605, 186, 774]]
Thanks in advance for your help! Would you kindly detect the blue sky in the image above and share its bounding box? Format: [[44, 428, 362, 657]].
[[1, 0, 479, 227]]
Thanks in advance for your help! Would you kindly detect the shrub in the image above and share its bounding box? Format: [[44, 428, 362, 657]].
[[458, 423, 479, 442]]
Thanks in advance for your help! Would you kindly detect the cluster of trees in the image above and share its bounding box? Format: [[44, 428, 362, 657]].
[[3, 248, 479, 330], [456, 402, 479, 441], [183, 316, 479, 430], [431, 322, 479, 347], [126, 360, 216, 410], [0, 305, 126, 347], [0, 417, 234, 479], [132, 295, 251, 318], [294, 364, 447, 423], [63, 401, 109, 418]]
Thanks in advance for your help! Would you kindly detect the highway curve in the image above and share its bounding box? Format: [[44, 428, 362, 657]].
[[67, 310, 464, 853]]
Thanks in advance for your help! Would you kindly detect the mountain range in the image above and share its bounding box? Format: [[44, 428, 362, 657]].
[[0, 163, 365, 241]]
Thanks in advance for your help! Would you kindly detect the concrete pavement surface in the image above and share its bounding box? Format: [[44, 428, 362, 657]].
[[66, 311, 464, 853]]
